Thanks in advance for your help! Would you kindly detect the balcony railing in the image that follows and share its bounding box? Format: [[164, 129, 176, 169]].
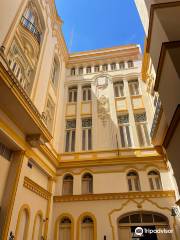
[[21, 16, 41, 44], [150, 97, 162, 138]]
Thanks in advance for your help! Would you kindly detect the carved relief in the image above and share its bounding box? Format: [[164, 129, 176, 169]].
[[97, 95, 110, 125]]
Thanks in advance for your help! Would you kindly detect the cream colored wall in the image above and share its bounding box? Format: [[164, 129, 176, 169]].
[[0, 156, 10, 206], [55, 165, 174, 196], [51, 196, 178, 240], [8, 155, 49, 239]]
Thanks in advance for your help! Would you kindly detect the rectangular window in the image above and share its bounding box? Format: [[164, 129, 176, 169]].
[[94, 65, 99, 72], [119, 62, 125, 69], [111, 63, 116, 71], [102, 64, 108, 71], [70, 68, 75, 76], [86, 66, 91, 74], [79, 67, 83, 75], [134, 113, 150, 147], [82, 118, 92, 151], [82, 86, 91, 101], [45, 97, 55, 132], [127, 60, 134, 68], [118, 115, 132, 148], [65, 120, 76, 152], [68, 87, 77, 102], [128, 80, 140, 96], [114, 81, 124, 97]]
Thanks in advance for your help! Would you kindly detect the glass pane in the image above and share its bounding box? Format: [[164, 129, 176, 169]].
[[136, 124, 144, 146], [74, 91, 77, 102], [128, 179, 132, 191], [119, 216, 130, 223], [83, 90, 86, 101], [88, 89, 91, 100], [142, 214, 153, 223], [130, 214, 141, 223], [149, 178, 154, 190], [88, 129, 92, 150], [71, 130, 75, 151], [65, 131, 70, 152], [126, 126, 132, 147], [114, 86, 119, 97], [134, 178, 140, 191], [82, 129, 86, 150], [155, 177, 161, 190], [143, 124, 150, 146], [120, 126, 125, 147], [153, 214, 166, 223]]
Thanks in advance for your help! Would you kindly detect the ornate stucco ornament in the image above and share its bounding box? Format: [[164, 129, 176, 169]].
[[97, 95, 110, 125]]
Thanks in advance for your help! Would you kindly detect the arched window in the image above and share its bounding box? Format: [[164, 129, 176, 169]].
[[32, 212, 43, 240], [127, 171, 141, 191], [15, 205, 30, 240], [81, 216, 94, 240], [62, 174, 73, 195], [82, 173, 93, 194], [59, 217, 72, 240], [148, 171, 162, 190]]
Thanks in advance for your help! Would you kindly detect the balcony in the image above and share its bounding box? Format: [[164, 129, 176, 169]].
[[21, 16, 41, 44], [0, 49, 52, 146], [150, 97, 162, 139]]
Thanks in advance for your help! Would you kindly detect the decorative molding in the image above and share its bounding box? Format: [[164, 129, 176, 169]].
[[53, 190, 175, 203], [23, 177, 51, 200]]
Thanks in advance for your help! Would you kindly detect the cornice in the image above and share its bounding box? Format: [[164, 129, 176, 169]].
[[54, 190, 175, 203], [24, 176, 51, 200]]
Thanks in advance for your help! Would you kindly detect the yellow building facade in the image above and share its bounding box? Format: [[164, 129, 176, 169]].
[[0, 0, 180, 239]]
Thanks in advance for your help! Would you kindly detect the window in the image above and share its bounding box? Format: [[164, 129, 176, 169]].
[[65, 120, 76, 152], [82, 173, 93, 194], [94, 65, 99, 72], [86, 66, 91, 74], [82, 118, 92, 151], [127, 171, 141, 191], [62, 174, 73, 195], [111, 63, 116, 71], [127, 60, 134, 68], [71, 68, 75, 76], [22, 6, 42, 43], [118, 115, 132, 148], [134, 113, 150, 147], [79, 67, 83, 75], [59, 217, 72, 240], [82, 85, 91, 101], [119, 62, 125, 69], [128, 80, 140, 96], [68, 87, 77, 102], [148, 171, 162, 190], [50, 58, 58, 86], [81, 216, 94, 240], [114, 81, 124, 98], [102, 64, 108, 71]]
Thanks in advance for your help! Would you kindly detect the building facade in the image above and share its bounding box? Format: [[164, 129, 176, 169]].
[[0, 0, 179, 239], [135, 0, 180, 200]]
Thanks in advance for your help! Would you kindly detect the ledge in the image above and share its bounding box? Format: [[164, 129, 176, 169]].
[[54, 190, 175, 202], [0, 50, 52, 145]]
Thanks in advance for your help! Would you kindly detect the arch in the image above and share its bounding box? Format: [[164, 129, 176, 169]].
[[54, 213, 74, 240], [126, 170, 141, 191], [82, 172, 93, 194], [32, 210, 43, 240], [118, 211, 168, 225], [77, 212, 97, 240], [15, 204, 31, 240], [62, 174, 73, 196]]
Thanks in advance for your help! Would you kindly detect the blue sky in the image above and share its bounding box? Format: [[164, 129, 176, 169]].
[[55, 0, 145, 53]]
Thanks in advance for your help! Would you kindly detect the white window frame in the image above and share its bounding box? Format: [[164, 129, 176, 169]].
[[119, 61, 125, 69], [128, 80, 140, 96], [82, 118, 92, 151], [135, 113, 150, 147], [114, 81, 124, 98], [86, 66, 91, 74], [82, 86, 91, 101], [111, 63, 116, 71], [148, 171, 162, 190], [65, 120, 76, 152], [118, 115, 132, 148], [68, 87, 77, 102], [127, 172, 141, 191], [71, 68, 75, 76]]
